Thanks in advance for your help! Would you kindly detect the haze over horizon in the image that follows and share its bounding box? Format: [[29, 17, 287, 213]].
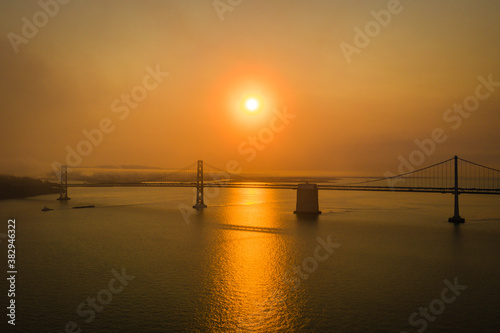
[[1, 0, 499, 177]]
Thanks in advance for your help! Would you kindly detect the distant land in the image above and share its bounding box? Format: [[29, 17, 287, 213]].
[[45, 167, 346, 184], [0, 175, 59, 200], [90, 165, 164, 170]]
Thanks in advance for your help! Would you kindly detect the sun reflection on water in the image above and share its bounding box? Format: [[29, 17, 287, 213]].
[[200, 188, 307, 331]]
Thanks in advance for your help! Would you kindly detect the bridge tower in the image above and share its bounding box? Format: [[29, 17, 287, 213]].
[[193, 160, 207, 209], [448, 156, 464, 223], [57, 165, 70, 201]]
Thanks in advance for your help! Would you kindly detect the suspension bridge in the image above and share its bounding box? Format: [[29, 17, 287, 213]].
[[40, 156, 500, 223]]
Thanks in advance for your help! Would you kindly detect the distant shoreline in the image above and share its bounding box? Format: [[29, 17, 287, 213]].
[[0, 175, 59, 200]]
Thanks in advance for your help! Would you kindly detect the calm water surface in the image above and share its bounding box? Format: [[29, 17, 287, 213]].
[[1, 187, 499, 332]]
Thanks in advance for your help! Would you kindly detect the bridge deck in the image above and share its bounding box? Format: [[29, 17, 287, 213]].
[[66, 182, 500, 195]]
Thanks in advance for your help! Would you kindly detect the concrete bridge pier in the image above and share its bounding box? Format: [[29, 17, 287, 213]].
[[294, 183, 321, 215]]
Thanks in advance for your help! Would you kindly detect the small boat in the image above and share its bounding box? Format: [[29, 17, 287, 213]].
[[72, 205, 95, 209], [41, 206, 53, 212]]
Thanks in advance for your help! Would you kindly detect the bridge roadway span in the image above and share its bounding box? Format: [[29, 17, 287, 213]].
[[68, 182, 500, 195]]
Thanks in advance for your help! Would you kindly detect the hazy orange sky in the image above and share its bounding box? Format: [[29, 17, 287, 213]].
[[1, 0, 499, 176]]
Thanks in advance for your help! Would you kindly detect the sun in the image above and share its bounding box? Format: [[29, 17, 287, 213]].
[[244, 97, 260, 113]]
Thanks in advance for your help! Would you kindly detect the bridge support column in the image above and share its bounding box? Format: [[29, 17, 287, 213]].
[[57, 165, 70, 201], [449, 156, 464, 223], [193, 160, 207, 209], [294, 183, 321, 215]]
